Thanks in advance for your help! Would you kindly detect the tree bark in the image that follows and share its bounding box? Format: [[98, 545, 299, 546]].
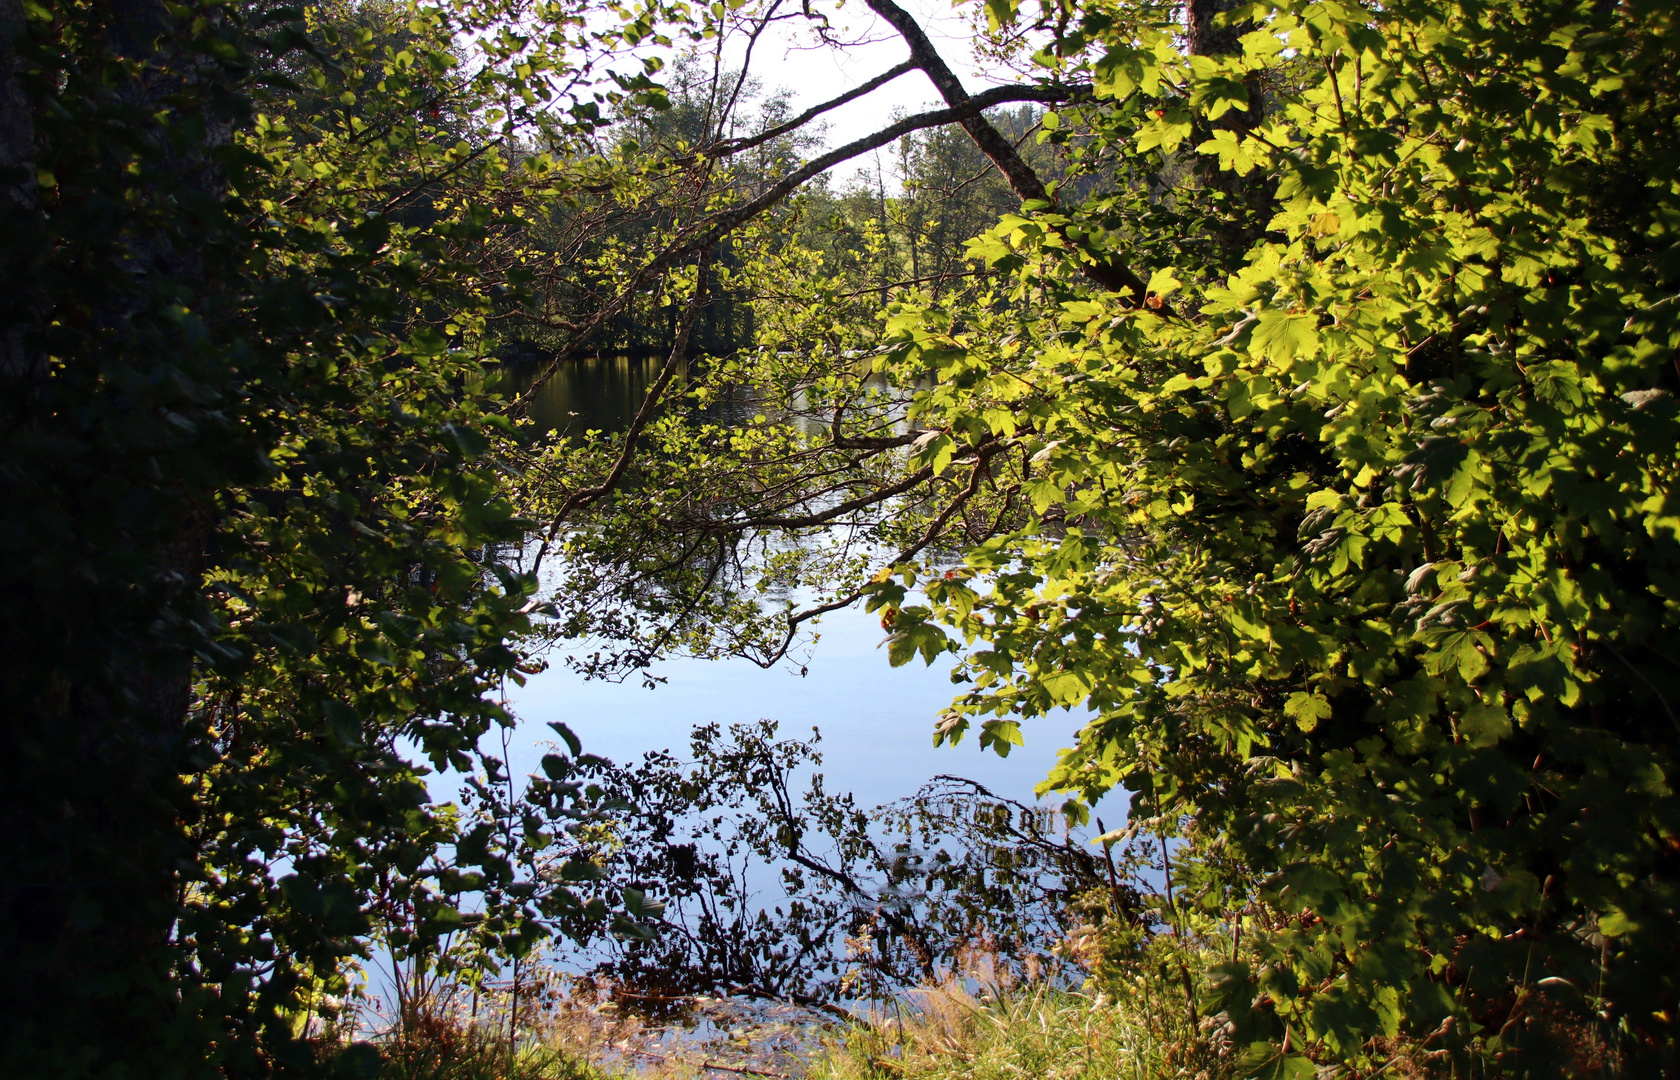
[[1186, 0, 1271, 261], [0, 2, 213, 1073]]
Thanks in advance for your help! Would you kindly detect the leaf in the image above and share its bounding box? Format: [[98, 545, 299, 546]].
[[1040, 669, 1091, 705], [1238, 1042, 1317, 1080], [1189, 72, 1251, 120], [983, 0, 1020, 33], [1198, 129, 1244, 171], [1528, 360, 1587, 407], [1093, 43, 1159, 99], [915, 432, 957, 476], [1146, 266, 1183, 299], [621, 886, 667, 921], [548, 721, 583, 756], [323, 701, 363, 747], [885, 622, 948, 667], [1284, 691, 1332, 732], [1251, 309, 1320, 364], [1457, 702, 1510, 748], [1134, 105, 1194, 153], [441, 421, 490, 456], [979, 719, 1024, 757], [1599, 908, 1640, 937]]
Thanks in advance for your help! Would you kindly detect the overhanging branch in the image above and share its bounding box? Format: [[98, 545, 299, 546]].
[[863, 0, 1157, 306], [513, 83, 1088, 405]]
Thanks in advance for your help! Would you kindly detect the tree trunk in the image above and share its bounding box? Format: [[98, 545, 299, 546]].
[[0, 3, 215, 1073], [1186, 0, 1272, 261]]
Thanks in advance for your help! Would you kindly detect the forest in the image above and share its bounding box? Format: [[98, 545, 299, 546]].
[[2, 0, 1678, 1077]]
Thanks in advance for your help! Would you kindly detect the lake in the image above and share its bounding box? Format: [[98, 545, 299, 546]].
[[497, 353, 1082, 811]]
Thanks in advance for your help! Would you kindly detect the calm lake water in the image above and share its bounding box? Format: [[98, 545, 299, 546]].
[[505, 353, 671, 437], [497, 354, 1083, 809]]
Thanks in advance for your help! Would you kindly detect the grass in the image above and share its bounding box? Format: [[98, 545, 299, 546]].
[[359, 981, 1235, 1080], [806, 980, 1234, 1080], [353, 975, 825, 1080], [350, 924, 1240, 1080]]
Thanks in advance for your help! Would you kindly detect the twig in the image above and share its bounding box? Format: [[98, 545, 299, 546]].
[[530, 248, 714, 574], [512, 83, 1088, 406], [700, 61, 917, 162]]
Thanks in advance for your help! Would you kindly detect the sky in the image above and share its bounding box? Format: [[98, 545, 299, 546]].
[[685, 0, 1021, 151], [731, 0, 990, 145]]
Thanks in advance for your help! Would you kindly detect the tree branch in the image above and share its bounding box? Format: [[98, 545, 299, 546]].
[[530, 248, 713, 574], [863, 0, 1155, 305], [829, 403, 923, 450], [754, 441, 1005, 667], [701, 59, 916, 162], [669, 461, 938, 533], [512, 84, 1087, 405]]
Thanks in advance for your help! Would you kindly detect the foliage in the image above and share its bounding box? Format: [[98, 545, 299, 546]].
[[0, 0, 684, 1074], [505, 2, 1680, 1064], [850, 0, 1680, 1073], [12, 0, 1680, 1075], [375, 993, 609, 1080]]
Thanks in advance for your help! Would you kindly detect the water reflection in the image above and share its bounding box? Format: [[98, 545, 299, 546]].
[[499, 353, 888, 440], [497, 351, 1067, 804], [501, 354, 673, 437]]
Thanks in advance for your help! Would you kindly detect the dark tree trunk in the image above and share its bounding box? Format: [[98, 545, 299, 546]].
[[1186, 0, 1272, 262], [0, 0, 39, 385], [1186, 0, 1248, 58], [0, 3, 217, 1073]]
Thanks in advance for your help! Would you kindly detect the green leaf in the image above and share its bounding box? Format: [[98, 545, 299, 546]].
[[1134, 105, 1194, 153], [1238, 1043, 1317, 1080], [1456, 702, 1510, 748], [978, 719, 1025, 757], [1251, 309, 1320, 364], [1284, 691, 1332, 732], [1599, 908, 1640, 937], [1146, 266, 1183, 298], [1040, 669, 1091, 705]]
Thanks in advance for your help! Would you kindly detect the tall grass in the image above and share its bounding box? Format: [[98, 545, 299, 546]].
[[808, 978, 1233, 1080], [378, 1012, 608, 1080]]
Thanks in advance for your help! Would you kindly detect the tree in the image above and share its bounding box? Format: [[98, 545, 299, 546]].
[[516, 0, 1680, 1072], [0, 0, 670, 1073], [13, 0, 1670, 1074], [0, 0, 1090, 1072], [862, 0, 1680, 1072]]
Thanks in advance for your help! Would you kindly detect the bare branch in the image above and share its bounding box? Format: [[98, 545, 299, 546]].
[[714, 0, 790, 144], [701, 59, 917, 162], [830, 403, 923, 451], [669, 460, 940, 533], [755, 441, 1005, 667]]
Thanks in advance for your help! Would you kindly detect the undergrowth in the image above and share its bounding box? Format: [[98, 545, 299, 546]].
[[809, 981, 1233, 1080]]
